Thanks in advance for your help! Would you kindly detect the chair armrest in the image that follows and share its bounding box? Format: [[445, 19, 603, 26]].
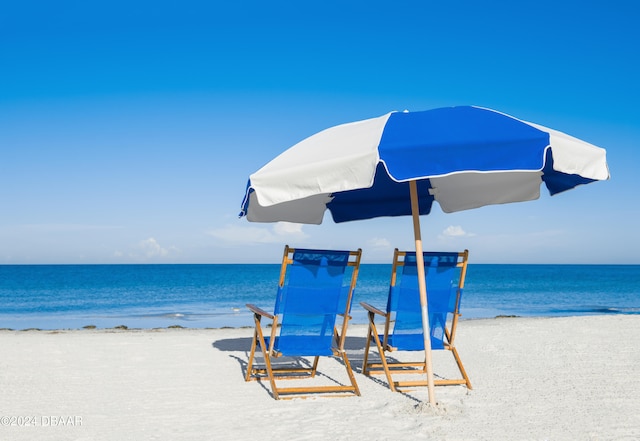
[[360, 302, 386, 316], [246, 303, 275, 320]]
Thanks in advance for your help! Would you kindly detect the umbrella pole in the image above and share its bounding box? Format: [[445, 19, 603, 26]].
[[409, 180, 437, 406]]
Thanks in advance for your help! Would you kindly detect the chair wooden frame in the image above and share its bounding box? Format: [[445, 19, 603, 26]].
[[246, 245, 362, 399], [361, 249, 472, 392]]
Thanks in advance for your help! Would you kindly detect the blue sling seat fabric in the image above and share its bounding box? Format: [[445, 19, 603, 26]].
[[246, 245, 362, 399], [361, 249, 472, 391], [271, 249, 351, 357], [385, 251, 461, 351]]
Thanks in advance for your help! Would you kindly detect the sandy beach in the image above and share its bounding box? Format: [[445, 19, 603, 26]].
[[1, 315, 639, 440]]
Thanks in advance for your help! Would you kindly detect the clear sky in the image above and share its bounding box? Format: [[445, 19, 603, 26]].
[[1, 0, 639, 264]]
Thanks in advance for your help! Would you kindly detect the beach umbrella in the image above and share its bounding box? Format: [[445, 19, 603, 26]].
[[238, 105, 610, 405]]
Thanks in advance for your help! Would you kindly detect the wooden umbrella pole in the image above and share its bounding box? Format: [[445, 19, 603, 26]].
[[409, 180, 436, 406]]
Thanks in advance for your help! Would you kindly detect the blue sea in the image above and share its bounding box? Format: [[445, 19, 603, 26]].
[[0, 264, 639, 330]]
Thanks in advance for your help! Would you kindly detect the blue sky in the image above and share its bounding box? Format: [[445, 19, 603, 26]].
[[1, 0, 639, 264]]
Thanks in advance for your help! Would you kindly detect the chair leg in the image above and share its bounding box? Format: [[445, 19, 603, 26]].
[[247, 314, 281, 399], [245, 314, 263, 381], [362, 313, 397, 392], [341, 351, 361, 396], [362, 321, 373, 375], [311, 356, 320, 377], [254, 327, 279, 399], [370, 327, 396, 392], [245, 329, 258, 382], [451, 346, 472, 389]]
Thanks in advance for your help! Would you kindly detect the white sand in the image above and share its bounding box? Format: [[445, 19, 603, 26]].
[[1, 315, 639, 440]]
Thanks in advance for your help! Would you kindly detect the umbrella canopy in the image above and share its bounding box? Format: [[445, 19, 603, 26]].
[[240, 106, 608, 223], [238, 105, 609, 405]]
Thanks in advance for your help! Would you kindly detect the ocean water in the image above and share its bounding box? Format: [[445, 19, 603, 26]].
[[0, 264, 639, 330]]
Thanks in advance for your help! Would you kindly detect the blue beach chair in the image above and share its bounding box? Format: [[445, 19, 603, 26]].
[[360, 249, 472, 391], [246, 245, 362, 399]]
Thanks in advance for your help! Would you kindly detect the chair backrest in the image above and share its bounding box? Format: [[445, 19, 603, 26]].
[[273, 246, 362, 356], [386, 249, 469, 350]]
